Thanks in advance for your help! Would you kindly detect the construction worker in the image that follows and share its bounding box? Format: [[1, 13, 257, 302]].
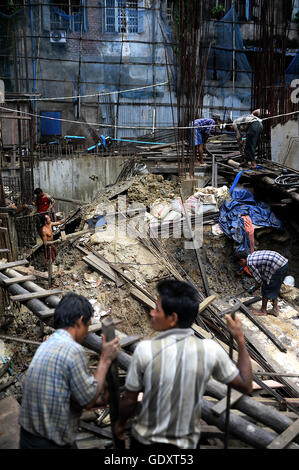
[[19, 292, 121, 449], [189, 113, 221, 165], [114, 279, 252, 450], [232, 109, 263, 169], [33, 187, 56, 222], [39, 213, 66, 264], [235, 250, 288, 317]]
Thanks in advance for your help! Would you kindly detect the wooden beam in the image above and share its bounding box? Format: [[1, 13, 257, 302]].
[[198, 295, 217, 314], [239, 302, 287, 353], [130, 287, 155, 309], [212, 390, 243, 416], [10, 289, 63, 302], [83, 254, 124, 287], [267, 419, 299, 449], [13, 265, 49, 280], [0, 259, 28, 270], [2, 275, 36, 285]]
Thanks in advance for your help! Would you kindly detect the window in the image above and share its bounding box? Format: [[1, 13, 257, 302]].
[[50, 0, 85, 32], [103, 0, 143, 33]]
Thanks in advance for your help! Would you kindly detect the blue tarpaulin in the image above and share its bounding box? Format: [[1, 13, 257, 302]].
[[218, 188, 283, 255]]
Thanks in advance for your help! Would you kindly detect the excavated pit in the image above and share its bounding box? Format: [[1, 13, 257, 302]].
[[1, 172, 299, 409]]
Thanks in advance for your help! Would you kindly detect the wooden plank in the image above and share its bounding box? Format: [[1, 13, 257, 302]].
[[13, 265, 49, 280], [3, 275, 36, 285], [198, 295, 217, 314], [252, 380, 285, 390], [267, 418, 299, 449], [10, 288, 63, 302], [0, 396, 20, 449], [0, 259, 28, 270], [239, 302, 287, 353], [212, 389, 243, 416], [130, 287, 155, 309], [83, 255, 124, 287]]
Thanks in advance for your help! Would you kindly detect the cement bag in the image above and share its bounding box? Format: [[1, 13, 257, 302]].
[[163, 210, 182, 222], [185, 195, 201, 215], [171, 197, 184, 213], [150, 201, 171, 220]]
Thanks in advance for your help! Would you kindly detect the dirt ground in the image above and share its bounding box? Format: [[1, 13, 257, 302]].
[[0, 173, 299, 405]]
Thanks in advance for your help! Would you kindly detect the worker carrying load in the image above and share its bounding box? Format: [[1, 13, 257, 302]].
[[189, 113, 221, 165], [19, 292, 120, 449], [232, 109, 267, 169]]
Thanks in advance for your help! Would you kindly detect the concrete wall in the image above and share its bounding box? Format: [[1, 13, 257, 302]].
[[271, 118, 299, 170], [33, 154, 125, 213]]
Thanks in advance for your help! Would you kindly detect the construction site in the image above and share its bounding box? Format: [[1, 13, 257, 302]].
[[0, 0, 299, 453]]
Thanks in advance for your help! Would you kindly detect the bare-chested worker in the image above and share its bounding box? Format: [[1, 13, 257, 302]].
[[40, 214, 66, 264]]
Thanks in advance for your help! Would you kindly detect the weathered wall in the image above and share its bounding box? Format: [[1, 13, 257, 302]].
[[33, 154, 125, 212], [271, 118, 299, 170]]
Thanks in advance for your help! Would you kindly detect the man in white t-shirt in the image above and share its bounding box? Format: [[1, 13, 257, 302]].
[[114, 279, 252, 450]]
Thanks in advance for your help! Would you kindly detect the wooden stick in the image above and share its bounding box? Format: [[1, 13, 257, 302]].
[[101, 317, 125, 450]]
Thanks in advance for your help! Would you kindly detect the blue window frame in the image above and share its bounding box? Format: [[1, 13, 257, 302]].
[[50, 0, 86, 32]]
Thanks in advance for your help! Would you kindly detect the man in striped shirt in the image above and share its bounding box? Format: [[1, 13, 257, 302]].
[[114, 279, 252, 450], [189, 114, 221, 165], [235, 250, 288, 317]]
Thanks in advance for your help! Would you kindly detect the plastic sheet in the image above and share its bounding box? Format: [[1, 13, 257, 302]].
[[218, 187, 283, 254]]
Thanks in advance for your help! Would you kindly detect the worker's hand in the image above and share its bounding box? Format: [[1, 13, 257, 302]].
[[225, 314, 245, 344], [113, 419, 127, 441], [101, 334, 121, 363]]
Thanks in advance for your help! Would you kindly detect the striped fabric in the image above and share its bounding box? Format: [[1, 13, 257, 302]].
[[19, 329, 98, 446], [125, 328, 238, 449], [247, 250, 288, 285]]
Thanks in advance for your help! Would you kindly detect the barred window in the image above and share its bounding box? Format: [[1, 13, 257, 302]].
[[104, 0, 143, 34], [50, 0, 85, 32]]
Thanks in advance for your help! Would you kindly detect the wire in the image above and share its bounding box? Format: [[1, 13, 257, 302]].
[[5, 81, 169, 102], [0, 105, 298, 131]]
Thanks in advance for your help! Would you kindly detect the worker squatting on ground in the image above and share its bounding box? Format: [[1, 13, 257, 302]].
[[18, 292, 121, 449], [39, 213, 66, 264], [235, 250, 288, 317], [232, 109, 263, 169], [189, 114, 221, 165], [114, 279, 253, 450]]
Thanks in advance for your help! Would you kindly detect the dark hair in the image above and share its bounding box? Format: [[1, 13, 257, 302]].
[[157, 279, 199, 328], [54, 292, 94, 329], [34, 188, 42, 195], [234, 250, 248, 261], [39, 213, 47, 227]]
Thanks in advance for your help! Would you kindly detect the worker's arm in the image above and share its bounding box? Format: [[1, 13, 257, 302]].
[[114, 389, 140, 440], [51, 218, 66, 227], [225, 314, 253, 394], [84, 335, 120, 410], [232, 122, 244, 154]]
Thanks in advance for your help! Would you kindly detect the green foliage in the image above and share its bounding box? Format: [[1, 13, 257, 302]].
[[210, 4, 225, 20]]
